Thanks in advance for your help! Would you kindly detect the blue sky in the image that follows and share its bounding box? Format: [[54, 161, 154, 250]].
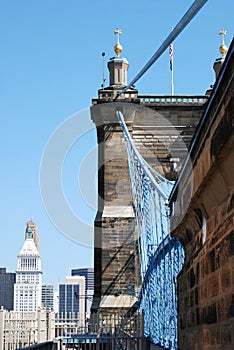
[[0, 0, 233, 289]]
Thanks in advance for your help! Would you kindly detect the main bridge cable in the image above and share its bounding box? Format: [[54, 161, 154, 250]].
[[116, 0, 208, 98]]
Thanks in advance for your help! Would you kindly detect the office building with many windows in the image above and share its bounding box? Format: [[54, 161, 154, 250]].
[[42, 284, 54, 311], [58, 276, 85, 331], [0, 268, 16, 311], [71, 268, 94, 318]]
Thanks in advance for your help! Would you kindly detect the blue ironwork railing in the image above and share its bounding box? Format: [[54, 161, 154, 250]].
[[116, 111, 185, 349]]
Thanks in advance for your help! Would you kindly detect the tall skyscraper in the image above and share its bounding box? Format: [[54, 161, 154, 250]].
[[0, 268, 16, 311], [14, 221, 42, 312]]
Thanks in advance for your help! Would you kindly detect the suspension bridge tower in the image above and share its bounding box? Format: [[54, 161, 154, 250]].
[[90, 28, 208, 333], [90, 29, 140, 329]]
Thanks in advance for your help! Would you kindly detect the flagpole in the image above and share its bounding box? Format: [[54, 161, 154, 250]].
[[169, 42, 174, 95], [117, 0, 208, 97], [171, 52, 174, 95], [170, 26, 174, 96]]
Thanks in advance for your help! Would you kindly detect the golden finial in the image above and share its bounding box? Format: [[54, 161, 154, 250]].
[[219, 28, 228, 58], [114, 28, 122, 57]]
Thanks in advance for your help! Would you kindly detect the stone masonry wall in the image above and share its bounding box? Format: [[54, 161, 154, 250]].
[[133, 104, 205, 180], [177, 201, 234, 349], [171, 44, 234, 349], [90, 99, 207, 329], [91, 103, 139, 321]]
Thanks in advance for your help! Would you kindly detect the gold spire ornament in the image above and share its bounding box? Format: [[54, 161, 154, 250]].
[[114, 27, 122, 57], [219, 28, 228, 58]]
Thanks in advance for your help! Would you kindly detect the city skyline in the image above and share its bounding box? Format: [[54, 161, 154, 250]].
[[0, 0, 233, 288]]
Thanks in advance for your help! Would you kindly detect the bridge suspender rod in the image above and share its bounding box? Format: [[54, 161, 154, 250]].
[[117, 0, 208, 97]]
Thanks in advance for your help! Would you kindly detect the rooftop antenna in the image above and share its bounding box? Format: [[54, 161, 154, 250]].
[[29, 207, 33, 222], [101, 52, 106, 88]]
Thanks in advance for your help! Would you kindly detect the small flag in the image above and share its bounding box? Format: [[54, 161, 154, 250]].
[[169, 43, 173, 71]]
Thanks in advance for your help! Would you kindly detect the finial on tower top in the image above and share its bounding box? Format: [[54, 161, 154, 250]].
[[219, 28, 228, 58], [114, 27, 122, 57]]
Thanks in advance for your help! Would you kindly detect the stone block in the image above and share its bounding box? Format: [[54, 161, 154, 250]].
[[221, 324, 233, 347], [221, 267, 231, 292]]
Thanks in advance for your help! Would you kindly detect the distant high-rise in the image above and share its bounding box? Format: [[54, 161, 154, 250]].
[[59, 276, 85, 328], [42, 285, 54, 310], [71, 268, 94, 291], [0, 268, 16, 311], [71, 268, 94, 317], [14, 221, 42, 312]]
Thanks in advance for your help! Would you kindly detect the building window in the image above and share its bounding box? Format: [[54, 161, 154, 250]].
[[117, 69, 120, 83], [202, 216, 207, 245]]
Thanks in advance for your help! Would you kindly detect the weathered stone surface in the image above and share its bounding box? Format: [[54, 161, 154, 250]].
[[171, 41, 234, 349]]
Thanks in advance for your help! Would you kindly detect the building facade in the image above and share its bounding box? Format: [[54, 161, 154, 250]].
[[71, 268, 94, 318], [14, 221, 42, 312], [170, 39, 234, 349], [58, 276, 86, 334], [42, 285, 54, 311], [71, 268, 94, 291], [0, 268, 15, 311], [0, 308, 55, 349]]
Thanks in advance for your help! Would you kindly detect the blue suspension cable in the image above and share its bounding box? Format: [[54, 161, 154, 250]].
[[117, 110, 185, 349]]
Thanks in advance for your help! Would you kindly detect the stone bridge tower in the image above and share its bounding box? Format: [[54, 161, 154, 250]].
[[90, 29, 208, 330], [90, 29, 139, 328]]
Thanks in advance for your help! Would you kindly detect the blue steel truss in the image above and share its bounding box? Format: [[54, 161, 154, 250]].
[[116, 111, 185, 350]]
